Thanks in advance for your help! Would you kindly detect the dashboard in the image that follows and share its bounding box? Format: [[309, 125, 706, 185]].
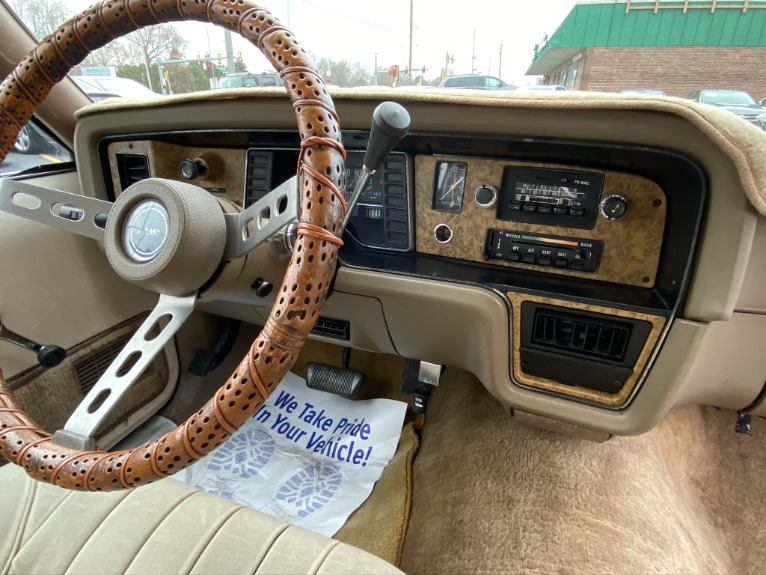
[[66, 91, 766, 437], [99, 120, 703, 414]]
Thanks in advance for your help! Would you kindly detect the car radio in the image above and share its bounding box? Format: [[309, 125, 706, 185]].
[[496, 166, 604, 230]]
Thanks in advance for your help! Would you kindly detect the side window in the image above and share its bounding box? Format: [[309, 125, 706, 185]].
[[260, 77, 278, 87], [242, 77, 256, 87], [0, 117, 74, 176], [485, 77, 504, 88], [467, 77, 483, 87]]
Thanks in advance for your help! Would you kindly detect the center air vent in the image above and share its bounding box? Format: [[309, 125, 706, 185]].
[[531, 309, 631, 361], [116, 153, 150, 191], [311, 317, 350, 341]]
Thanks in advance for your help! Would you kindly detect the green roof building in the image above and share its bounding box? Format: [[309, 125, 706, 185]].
[[527, 0, 766, 98]]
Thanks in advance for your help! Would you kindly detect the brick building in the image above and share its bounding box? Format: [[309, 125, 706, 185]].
[[527, 0, 766, 99]]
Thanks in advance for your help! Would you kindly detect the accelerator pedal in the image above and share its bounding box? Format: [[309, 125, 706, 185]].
[[306, 348, 365, 399]]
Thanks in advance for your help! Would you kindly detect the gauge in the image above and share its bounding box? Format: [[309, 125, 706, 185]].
[[433, 161, 467, 212], [344, 166, 382, 204]]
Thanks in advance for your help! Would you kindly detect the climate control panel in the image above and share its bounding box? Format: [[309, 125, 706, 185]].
[[486, 230, 603, 273]]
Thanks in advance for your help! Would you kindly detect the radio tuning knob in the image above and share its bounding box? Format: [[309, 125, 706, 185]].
[[474, 184, 498, 208], [600, 194, 629, 221]]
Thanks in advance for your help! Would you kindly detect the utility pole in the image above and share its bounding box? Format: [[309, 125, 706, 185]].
[[374, 52, 378, 85], [205, 26, 215, 88], [224, 29, 235, 73], [499, 43, 503, 78], [408, 0, 414, 86], [471, 27, 477, 74]]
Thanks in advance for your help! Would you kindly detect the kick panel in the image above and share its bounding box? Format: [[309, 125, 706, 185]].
[[415, 155, 667, 287]]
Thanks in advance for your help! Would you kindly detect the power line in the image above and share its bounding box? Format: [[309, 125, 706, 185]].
[[294, 0, 395, 32]]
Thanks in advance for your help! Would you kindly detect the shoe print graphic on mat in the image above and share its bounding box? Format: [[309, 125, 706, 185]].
[[206, 429, 276, 479], [275, 461, 343, 518]]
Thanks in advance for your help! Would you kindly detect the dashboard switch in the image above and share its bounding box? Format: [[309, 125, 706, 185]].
[[522, 254, 537, 264], [554, 258, 569, 267], [473, 184, 498, 208], [600, 195, 629, 221], [553, 205, 568, 215], [179, 158, 207, 180], [522, 203, 538, 212]]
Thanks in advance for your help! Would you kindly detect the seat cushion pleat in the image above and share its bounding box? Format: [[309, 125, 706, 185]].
[[66, 479, 200, 574], [125, 490, 241, 575], [190, 509, 288, 575]]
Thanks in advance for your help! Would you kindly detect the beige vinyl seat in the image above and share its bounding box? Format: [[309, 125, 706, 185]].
[[0, 464, 403, 575]]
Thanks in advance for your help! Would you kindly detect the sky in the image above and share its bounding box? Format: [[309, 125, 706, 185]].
[[49, 0, 578, 84], [187, 0, 578, 83]]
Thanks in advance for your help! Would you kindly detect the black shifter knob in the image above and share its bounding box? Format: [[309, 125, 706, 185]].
[[363, 102, 411, 171]]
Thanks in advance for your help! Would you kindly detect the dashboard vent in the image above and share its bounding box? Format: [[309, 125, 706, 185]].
[[116, 154, 150, 190], [311, 317, 350, 341], [244, 150, 274, 208], [531, 309, 631, 361]]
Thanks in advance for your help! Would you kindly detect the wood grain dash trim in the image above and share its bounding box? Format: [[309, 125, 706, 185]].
[[507, 293, 666, 407]]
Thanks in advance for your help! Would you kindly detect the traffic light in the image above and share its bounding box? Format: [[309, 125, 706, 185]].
[[440, 68, 445, 79], [216, 53, 222, 65], [237, 51, 242, 61], [388, 66, 395, 77], [394, 65, 400, 79], [404, 66, 409, 74], [421, 65, 426, 74]]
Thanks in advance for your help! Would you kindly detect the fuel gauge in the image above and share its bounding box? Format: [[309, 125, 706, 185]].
[[433, 161, 468, 213]]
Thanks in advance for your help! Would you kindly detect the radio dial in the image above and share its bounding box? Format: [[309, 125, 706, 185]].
[[473, 184, 498, 208], [600, 195, 629, 221]]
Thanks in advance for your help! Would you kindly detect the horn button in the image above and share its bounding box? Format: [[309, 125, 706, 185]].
[[122, 199, 170, 263], [105, 179, 227, 296]]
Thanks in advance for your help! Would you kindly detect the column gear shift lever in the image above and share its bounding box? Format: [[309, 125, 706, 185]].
[[341, 101, 411, 231]]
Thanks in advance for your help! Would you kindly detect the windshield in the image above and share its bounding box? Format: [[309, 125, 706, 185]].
[[700, 91, 759, 107], [2, 0, 766, 175]]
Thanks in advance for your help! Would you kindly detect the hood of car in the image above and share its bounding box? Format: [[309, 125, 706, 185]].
[[719, 104, 763, 116]]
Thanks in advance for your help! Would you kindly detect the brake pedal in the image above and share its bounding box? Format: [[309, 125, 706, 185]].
[[306, 351, 365, 399]]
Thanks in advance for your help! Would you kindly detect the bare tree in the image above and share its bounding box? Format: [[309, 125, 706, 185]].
[[82, 42, 142, 68], [124, 25, 188, 91], [8, 0, 71, 39], [317, 58, 371, 87]]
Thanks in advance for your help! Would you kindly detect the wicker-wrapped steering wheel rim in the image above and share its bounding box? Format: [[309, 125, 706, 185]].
[[0, 0, 346, 491]]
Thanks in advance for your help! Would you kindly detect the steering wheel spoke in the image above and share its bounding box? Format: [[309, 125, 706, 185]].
[[52, 293, 197, 451], [0, 178, 112, 241], [222, 176, 298, 260]]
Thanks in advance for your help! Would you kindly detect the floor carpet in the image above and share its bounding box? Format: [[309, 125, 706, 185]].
[[400, 369, 766, 575]]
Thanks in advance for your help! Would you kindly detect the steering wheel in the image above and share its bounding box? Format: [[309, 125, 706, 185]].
[[0, 0, 346, 491]]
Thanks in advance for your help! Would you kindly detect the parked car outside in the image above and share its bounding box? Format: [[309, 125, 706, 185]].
[[71, 76, 122, 101], [216, 72, 281, 88], [686, 89, 766, 130], [12, 121, 63, 155], [438, 74, 516, 90], [621, 89, 665, 95], [519, 84, 569, 91], [72, 76, 160, 99]]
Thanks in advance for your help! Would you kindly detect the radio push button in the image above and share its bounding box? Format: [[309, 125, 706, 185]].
[[553, 205, 568, 215], [522, 203, 538, 212]]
